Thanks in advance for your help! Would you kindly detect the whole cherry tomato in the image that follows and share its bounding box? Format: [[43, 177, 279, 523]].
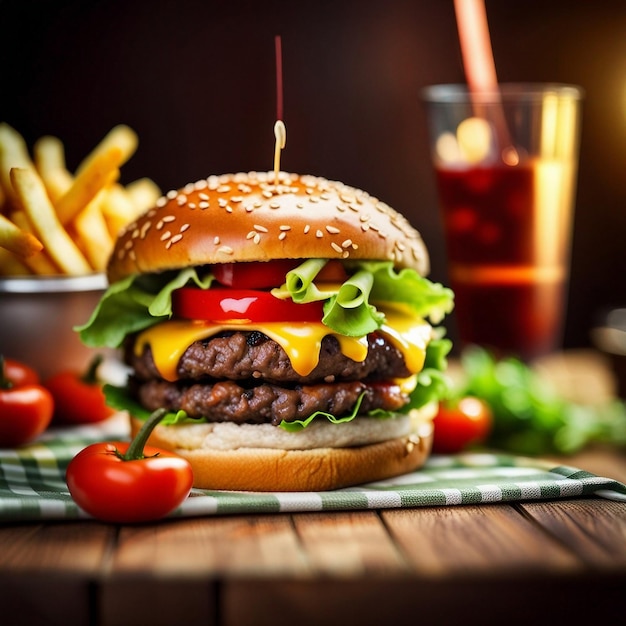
[[45, 355, 114, 424], [0, 355, 54, 447], [66, 409, 194, 523], [432, 396, 493, 454]]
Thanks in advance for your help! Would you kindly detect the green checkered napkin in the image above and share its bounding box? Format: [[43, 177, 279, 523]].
[[1, 415, 625, 522]]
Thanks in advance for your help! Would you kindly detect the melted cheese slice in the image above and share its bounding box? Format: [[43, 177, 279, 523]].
[[135, 306, 431, 382]]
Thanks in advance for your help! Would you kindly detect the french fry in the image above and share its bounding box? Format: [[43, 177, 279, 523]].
[[0, 212, 43, 258], [73, 191, 114, 271], [75, 125, 138, 177], [100, 184, 140, 237], [0, 123, 35, 206], [54, 148, 122, 225], [0, 247, 31, 275], [34, 135, 74, 202], [9, 210, 59, 275], [125, 177, 162, 213], [10, 167, 92, 275]]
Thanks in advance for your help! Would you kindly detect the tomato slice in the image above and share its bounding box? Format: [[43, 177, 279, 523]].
[[212, 259, 301, 289], [172, 288, 324, 323]]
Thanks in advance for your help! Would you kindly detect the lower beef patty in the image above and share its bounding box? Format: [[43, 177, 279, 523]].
[[132, 378, 408, 426]]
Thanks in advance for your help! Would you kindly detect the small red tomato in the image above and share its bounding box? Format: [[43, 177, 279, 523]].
[[432, 396, 493, 454], [66, 409, 194, 523], [45, 355, 114, 425], [0, 356, 54, 447]]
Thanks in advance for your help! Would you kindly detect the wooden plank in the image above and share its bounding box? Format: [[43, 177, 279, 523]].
[[98, 578, 216, 626], [222, 573, 626, 626], [381, 503, 581, 575], [292, 511, 408, 575], [107, 515, 309, 577], [0, 521, 113, 571], [0, 522, 114, 626], [519, 499, 626, 568]]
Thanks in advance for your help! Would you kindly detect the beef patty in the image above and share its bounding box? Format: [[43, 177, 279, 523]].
[[128, 331, 411, 384]]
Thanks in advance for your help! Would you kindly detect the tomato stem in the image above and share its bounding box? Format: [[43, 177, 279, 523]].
[[121, 408, 168, 461]]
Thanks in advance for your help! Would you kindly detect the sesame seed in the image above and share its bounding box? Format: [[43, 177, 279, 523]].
[[217, 246, 234, 255], [131, 229, 140, 239], [336, 205, 346, 212], [214, 236, 221, 245], [330, 242, 343, 254], [348, 204, 359, 212], [218, 198, 228, 208], [269, 201, 280, 209], [395, 241, 406, 251], [279, 225, 291, 231], [342, 239, 352, 248], [308, 196, 319, 203], [296, 202, 304, 209], [304, 225, 311, 234], [199, 201, 209, 209], [245, 205, 254, 213], [326, 225, 340, 234], [166, 190, 177, 200], [156, 197, 167, 208], [188, 202, 197, 209], [140, 222, 151, 238], [360, 223, 370, 232], [254, 224, 268, 233], [217, 185, 231, 193], [231, 196, 243, 203], [253, 233, 261, 244], [279, 232, 287, 240], [180, 223, 190, 233], [156, 220, 164, 230], [177, 195, 187, 206], [129, 250, 136, 261], [162, 215, 176, 223], [160, 231, 171, 241], [246, 231, 256, 240], [198, 192, 209, 201], [360, 214, 370, 222], [316, 230, 324, 238], [124, 240, 133, 250], [262, 190, 273, 199]]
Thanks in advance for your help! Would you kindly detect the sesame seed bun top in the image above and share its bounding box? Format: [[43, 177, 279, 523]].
[[107, 171, 430, 283]]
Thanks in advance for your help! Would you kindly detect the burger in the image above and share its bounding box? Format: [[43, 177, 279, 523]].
[[79, 171, 453, 491]]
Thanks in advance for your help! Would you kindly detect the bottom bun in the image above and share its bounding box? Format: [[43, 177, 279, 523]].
[[130, 406, 436, 492]]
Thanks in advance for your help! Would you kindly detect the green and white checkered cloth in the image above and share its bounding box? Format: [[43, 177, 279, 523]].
[[1, 414, 625, 522]]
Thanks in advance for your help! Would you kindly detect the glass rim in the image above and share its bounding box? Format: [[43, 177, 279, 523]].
[[0, 272, 107, 294], [421, 82, 584, 103]]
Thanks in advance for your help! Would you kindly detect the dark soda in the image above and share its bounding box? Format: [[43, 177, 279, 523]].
[[435, 160, 573, 361]]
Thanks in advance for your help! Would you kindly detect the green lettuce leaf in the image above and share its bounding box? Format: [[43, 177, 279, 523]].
[[76, 268, 214, 348], [275, 259, 454, 336]]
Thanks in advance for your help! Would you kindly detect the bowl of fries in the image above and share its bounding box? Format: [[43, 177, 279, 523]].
[[0, 123, 160, 378]]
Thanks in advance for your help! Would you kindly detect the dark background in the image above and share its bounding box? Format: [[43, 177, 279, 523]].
[[2, 0, 626, 352]]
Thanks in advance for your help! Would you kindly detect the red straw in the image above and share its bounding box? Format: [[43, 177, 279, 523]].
[[453, 0, 498, 93], [275, 35, 284, 121], [453, 0, 516, 161]]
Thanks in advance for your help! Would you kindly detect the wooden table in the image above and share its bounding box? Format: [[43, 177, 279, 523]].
[[0, 445, 624, 626]]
